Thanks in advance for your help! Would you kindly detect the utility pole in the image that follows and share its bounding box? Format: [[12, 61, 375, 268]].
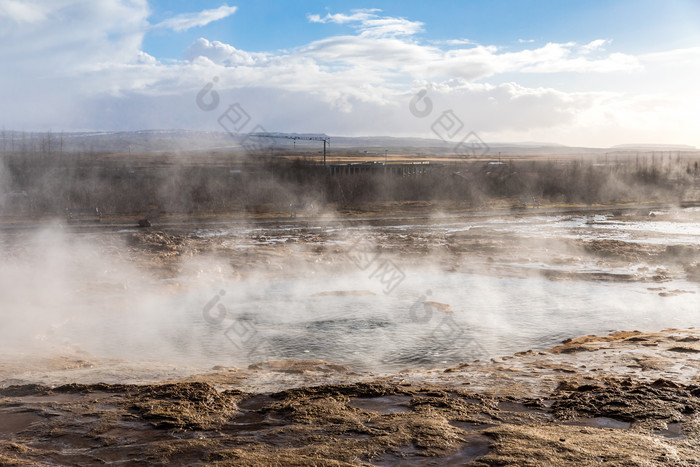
[[250, 132, 330, 167]]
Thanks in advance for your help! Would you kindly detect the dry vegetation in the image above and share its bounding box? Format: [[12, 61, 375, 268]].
[[1, 147, 699, 219], [3, 330, 700, 465]]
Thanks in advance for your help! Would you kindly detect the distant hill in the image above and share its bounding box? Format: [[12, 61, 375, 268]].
[[0, 130, 696, 155], [611, 143, 697, 151]]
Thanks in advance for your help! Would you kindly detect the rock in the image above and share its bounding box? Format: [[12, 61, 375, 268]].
[[665, 245, 697, 258]]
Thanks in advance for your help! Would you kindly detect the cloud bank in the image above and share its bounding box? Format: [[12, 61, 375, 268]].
[[0, 1, 698, 148]]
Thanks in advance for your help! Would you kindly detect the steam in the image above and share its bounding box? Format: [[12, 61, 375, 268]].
[[2, 212, 700, 381], [1, 142, 699, 376]]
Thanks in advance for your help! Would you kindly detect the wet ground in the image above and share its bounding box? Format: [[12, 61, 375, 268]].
[[1, 330, 700, 465], [4, 206, 700, 371], [2, 205, 700, 464]]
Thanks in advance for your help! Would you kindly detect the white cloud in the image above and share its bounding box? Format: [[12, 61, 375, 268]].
[[154, 4, 237, 32], [184, 37, 259, 66], [298, 38, 640, 82], [436, 39, 477, 46], [358, 16, 424, 38], [639, 45, 700, 64], [0, 3, 697, 148], [0, 0, 149, 71], [520, 51, 641, 73], [580, 39, 609, 54], [308, 9, 381, 25], [0, 0, 47, 24], [308, 9, 423, 38], [135, 50, 157, 65]]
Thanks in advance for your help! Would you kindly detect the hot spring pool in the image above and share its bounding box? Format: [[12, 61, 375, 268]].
[[57, 269, 700, 372]]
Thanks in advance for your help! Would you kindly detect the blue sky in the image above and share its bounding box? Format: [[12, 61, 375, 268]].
[[1, 0, 699, 146], [143, 0, 700, 57]]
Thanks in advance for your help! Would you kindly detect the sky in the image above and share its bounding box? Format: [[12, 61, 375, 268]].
[[0, 0, 699, 147]]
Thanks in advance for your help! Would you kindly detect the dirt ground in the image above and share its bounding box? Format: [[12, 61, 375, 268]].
[[2, 206, 700, 465], [1, 329, 700, 465], [117, 209, 700, 287]]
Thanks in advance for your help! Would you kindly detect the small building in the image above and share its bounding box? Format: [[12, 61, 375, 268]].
[[328, 161, 431, 176]]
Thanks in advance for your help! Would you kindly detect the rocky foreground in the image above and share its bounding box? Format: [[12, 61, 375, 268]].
[[2, 329, 700, 466]]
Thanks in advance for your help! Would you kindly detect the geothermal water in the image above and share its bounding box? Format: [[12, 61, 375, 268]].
[[135, 271, 700, 371], [40, 270, 700, 373], [2, 210, 700, 381]]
